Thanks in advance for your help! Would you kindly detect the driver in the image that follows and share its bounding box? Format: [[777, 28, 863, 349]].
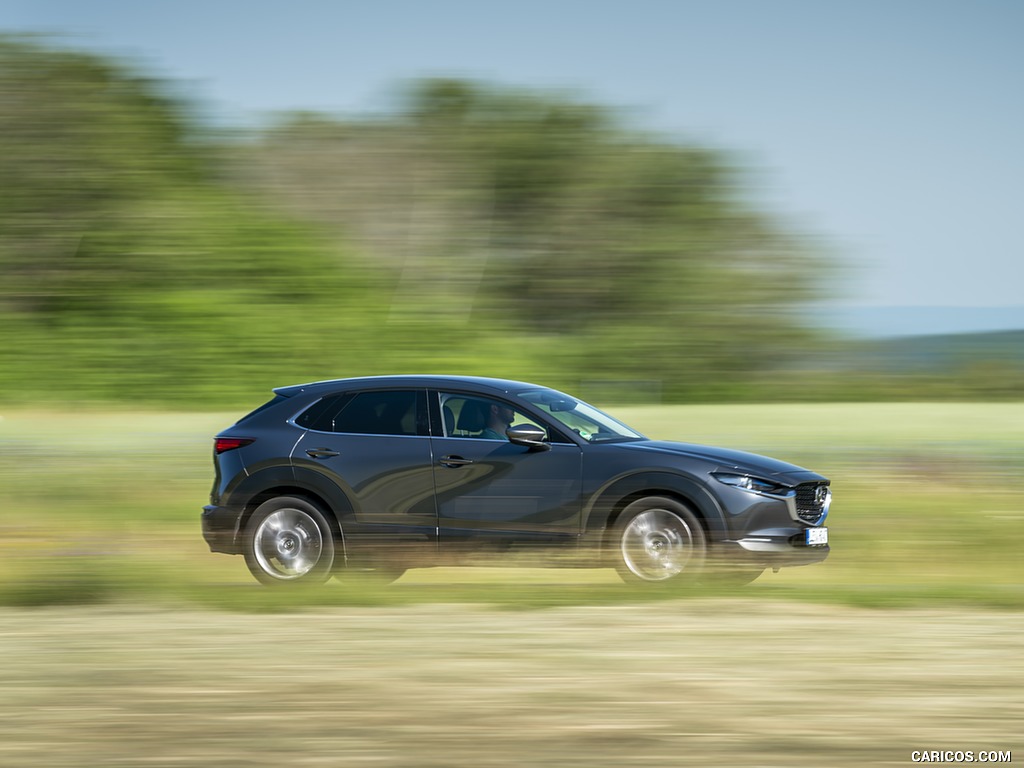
[[480, 402, 515, 440]]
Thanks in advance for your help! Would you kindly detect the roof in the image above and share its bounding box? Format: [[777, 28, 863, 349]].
[[273, 374, 548, 398]]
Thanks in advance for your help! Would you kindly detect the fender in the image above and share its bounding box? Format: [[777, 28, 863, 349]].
[[289, 465, 358, 522], [581, 470, 728, 541], [226, 465, 357, 533], [225, 464, 295, 509]]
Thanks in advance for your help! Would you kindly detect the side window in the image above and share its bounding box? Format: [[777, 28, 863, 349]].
[[439, 393, 550, 441], [333, 390, 425, 436]]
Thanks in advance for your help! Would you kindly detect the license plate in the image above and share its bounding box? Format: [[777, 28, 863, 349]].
[[805, 527, 829, 546]]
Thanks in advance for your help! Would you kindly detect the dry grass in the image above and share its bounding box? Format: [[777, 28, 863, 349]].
[[1, 600, 1020, 767]]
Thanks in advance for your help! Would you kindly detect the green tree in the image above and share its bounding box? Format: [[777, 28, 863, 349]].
[[233, 79, 832, 400], [0, 37, 380, 405], [0, 39, 836, 406]]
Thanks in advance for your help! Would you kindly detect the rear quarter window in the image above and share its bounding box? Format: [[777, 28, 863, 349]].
[[293, 394, 355, 431], [235, 394, 291, 425]]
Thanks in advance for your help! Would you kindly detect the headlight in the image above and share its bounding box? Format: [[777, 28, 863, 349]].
[[712, 472, 790, 497]]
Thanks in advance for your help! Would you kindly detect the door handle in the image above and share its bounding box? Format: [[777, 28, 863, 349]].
[[439, 455, 473, 468], [306, 448, 340, 458]]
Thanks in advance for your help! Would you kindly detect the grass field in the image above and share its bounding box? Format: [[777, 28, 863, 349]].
[[1, 402, 1021, 608], [0, 403, 1021, 765]]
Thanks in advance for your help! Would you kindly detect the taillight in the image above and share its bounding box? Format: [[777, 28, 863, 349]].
[[214, 437, 255, 454]]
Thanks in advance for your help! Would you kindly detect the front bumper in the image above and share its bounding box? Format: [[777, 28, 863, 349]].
[[716, 527, 830, 568], [201, 505, 243, 555]]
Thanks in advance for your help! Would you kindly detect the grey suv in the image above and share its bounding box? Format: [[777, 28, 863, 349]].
[[202, 376, 830, 586]]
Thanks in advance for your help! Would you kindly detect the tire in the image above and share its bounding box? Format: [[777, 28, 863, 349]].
[[613, 496, 706, 584], [243, 496, 336, 586]]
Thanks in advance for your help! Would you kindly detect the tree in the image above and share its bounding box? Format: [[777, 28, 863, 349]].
[[0, 38, 833, 405], [232, 79, 831, 400], [0, 37, 377, 404]]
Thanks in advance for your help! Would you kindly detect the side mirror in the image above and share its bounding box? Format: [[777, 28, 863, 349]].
[[506, 424, 551, 452]]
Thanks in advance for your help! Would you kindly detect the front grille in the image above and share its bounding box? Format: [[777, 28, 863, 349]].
[[795, 482, 830, 525]]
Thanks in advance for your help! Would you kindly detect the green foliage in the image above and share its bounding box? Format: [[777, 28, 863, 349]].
[[0, 38, 1015, 406], [0, 37, 389, 405], [233, 79, 832, 402]]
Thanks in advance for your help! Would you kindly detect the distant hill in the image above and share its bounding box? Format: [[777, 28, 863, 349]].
[[850, 329, 1024, 372], [822, 306, 1024, 338]]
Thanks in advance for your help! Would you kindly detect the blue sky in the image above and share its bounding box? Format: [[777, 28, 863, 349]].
[[4, 0, 1023, 334]]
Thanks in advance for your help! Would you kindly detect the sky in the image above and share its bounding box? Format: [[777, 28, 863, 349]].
[[4, 0, 1023, 335]]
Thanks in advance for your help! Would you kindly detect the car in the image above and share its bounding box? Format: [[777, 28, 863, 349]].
[[202, 375, 830, 586]]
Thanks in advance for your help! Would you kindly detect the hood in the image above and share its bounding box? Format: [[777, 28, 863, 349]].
[[617, 439, 824, 484]]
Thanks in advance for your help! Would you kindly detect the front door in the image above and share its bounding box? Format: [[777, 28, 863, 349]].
[[429, 391, 583, 547]]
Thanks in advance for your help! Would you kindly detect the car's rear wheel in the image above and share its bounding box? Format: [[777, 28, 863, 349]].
[[243, 496, 336, 586], [614, 497, 706, 584]]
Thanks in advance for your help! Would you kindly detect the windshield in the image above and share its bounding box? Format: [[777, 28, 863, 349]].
[[518, 389, 645, 443]]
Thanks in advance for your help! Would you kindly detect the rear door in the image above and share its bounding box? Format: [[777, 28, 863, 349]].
[[428, 390, 583, 547], [290, 389, 437, 547]]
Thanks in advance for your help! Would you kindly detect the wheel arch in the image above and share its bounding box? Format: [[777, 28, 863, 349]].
[[582, 471, 727, 552], [229, 466, 356, 552]]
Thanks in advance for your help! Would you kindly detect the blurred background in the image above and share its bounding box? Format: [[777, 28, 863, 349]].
[[0, 3, 1021, 765], [1, 1, 1023, 407]]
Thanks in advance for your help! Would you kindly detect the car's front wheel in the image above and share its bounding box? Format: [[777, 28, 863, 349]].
[[614, 497, 706, 584], [243, 496, 336, 586]]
